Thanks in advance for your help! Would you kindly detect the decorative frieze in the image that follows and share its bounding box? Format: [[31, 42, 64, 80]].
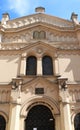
[[0, 90, 11, 103], [2, 28, 78, 44], [3, 32, 31, 43], [69, 89, 80, 102], [48, 33, 77, 42], [69, 84, 80, 102]]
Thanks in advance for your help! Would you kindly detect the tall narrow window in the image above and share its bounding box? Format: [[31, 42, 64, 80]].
[[0, 115, 6, 130], [42, 56, 53, 75], [74, 113, 80, 130], [26, 56, 37, 75]]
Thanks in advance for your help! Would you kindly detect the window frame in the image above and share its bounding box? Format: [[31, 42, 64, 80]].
[[26, 56, 37, 75]]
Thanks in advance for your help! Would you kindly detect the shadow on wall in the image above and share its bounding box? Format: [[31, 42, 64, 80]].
[[0, 56, 20, 82], [59, 55, 80, 82]]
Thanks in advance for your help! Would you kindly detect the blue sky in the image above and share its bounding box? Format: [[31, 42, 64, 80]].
[[0, 0, 80, 21]]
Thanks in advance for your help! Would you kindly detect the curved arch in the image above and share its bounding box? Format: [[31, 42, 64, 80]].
[[25, 104, 55, 130], [42, 55, 53, 75], [74, 113, 80, 130], [0, 111, 8, 123], [20, 96, 60, 118], [71, 111, 80, 124], [71, 111, 80, 130], [33, 31, 39, 39], [27, 52, 37, 58], [42, 53, 54, 58], [39, 31, 46, 39], [26, 56, 37, 75], [0, 114, 7, 130]]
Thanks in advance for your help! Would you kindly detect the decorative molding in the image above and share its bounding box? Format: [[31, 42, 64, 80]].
[[20, 95, 60, 117], [1, 13, 74, 31], [1, 28, 78, 44]]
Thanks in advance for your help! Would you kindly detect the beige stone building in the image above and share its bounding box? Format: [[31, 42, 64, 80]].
[[0, 7, 80, 130]]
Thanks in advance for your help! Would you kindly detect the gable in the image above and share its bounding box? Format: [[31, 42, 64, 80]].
[[0, 41, 58, 56], [20, 41, 57, 56], [22, 76, 58, 93], [2, 13, 74, 30]]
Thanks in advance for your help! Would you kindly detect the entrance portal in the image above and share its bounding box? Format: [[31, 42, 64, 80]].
[[25, 105, 55, 130]]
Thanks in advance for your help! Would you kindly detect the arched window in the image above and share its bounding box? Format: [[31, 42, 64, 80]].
[[33, 31, 46, 39], [39, 31, 46, 39], [74, 113, 80, 130], [26, 56, 37, 75], [0, 115, 6, 130], [42, 56, 53, 75], [33, 31, 39, 39]]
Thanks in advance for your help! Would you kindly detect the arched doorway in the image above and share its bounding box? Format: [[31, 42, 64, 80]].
[[74, 113, 80, 130], [0, 115, 6, 130], [25, 105, 55, 130]]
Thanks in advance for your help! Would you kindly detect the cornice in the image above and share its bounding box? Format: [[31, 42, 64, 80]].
[[0, 41, 80, 55], [0, 84, 11, 89], [8, 13, 72, 24], [0, 12, 76, 33], [0, 47, 80, 56], [0, 22, 76, 33], [57, 49, 80, 55]]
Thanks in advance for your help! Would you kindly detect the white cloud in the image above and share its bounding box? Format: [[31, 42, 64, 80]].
[[7, 0, 31, 16]]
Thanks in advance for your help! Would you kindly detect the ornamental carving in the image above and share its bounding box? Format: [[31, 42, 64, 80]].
[[2, 29, 77, 44]]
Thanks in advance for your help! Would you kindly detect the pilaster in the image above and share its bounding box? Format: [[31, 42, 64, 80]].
[[55, 115, 61, 130], [8, 78, 22, 130], [20, 53, 27, 75], [54, 58, 59, 75], [20, 116, 26, 130], [8, 100, 21, 130], [58, 78, 72, 130]]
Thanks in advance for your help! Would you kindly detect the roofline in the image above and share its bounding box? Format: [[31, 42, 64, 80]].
[[7, 12, 72, 24]]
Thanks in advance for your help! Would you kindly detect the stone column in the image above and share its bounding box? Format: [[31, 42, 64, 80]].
[[6, 122, 9, 130], [59, 101, 65, 130], [59, 92, 72, 130], [8, 99, 21, 130], [63, 97, 72, 130], [54, 58, 59, 75], [20, 116, 25, 130], [55, 115, 61, 130], [8, 79, 22, 130], [37, 57, 42, 75], [58, 78, 72, 130], [20, 53, 27, 75]]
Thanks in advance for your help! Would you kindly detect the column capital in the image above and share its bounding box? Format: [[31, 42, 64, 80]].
[[12, 78, 23, 90], [58, 78, 68, 90]]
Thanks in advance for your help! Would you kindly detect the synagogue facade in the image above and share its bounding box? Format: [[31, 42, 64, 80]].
[[0, 7, 80, 130]]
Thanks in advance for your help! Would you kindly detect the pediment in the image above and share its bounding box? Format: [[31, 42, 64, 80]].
[[1, 12, 78, 53], [1, 22, 75, 47], [1, 13, 74, 32], [22, 76, 58, 92], [21, 41, 57, 56]]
